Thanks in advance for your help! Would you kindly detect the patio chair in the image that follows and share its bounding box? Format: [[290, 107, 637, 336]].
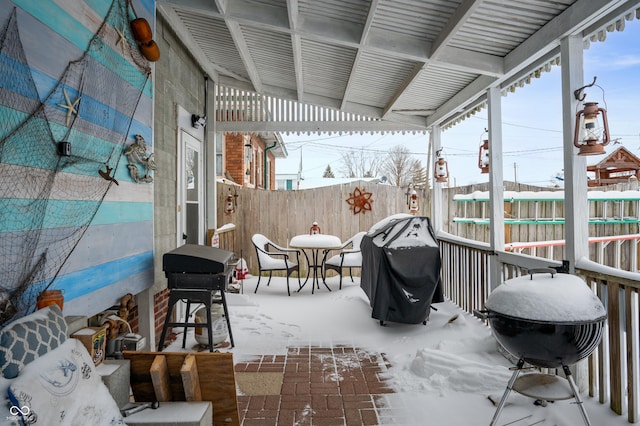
[[251, 233, 301, 296], [323, 231, 367, 289]]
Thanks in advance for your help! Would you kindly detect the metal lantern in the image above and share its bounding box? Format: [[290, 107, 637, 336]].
[[478, 139, 489, 174], [434, 149, 449, 183], [573, 102, 610, 156], [409, 190, 419, 214]]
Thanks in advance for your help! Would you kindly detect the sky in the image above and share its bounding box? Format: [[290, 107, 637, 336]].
[[276, 18, 640, 188], [163, 273, 630, 426]]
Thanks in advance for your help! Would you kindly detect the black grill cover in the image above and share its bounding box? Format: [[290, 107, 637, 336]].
[[360, 216, 444, 324]]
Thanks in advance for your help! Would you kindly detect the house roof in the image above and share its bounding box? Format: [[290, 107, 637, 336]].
[[587, 145, 640, 170], [157, 0, 640, 133]]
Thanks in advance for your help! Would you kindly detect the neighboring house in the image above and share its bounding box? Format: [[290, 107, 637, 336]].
[[587, 146, 640, 187], [275, 173, 300, 190], [220, 132, 287, 189]]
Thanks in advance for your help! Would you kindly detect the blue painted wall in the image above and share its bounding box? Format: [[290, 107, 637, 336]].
[[0, 0, 155, 321]]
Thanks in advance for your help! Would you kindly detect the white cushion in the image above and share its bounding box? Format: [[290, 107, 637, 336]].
[[7, 338, 124, 426], [326, 252, 362, 268], [259, 256, 297, 270]]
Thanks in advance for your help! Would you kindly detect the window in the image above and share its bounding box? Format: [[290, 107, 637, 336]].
[[215, 132, 223, 177]]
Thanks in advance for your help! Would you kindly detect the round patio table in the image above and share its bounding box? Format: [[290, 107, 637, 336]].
[[289, 234, 342, 293]]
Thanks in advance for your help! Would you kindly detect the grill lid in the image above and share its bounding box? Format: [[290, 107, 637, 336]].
[[163, 244, 233, 275], [485, 270, 606, 323]]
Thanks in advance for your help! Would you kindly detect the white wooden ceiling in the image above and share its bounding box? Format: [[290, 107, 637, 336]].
[[157, 0, 640, 132]]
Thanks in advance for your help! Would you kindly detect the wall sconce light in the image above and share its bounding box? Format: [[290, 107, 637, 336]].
[[244, 143, 252, 175], [478, 129, 489, 174], [224, 188, 237, 215], [191, 114, 206, 129], [404, 182, 414, 206], [58, 141, 71, 156], [434, 148, 449, 183], [408, 189, 419, 214], [573, 77, 610, 156]]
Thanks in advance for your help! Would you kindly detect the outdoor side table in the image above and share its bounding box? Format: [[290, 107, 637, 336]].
[[290, 234, 342, 293]]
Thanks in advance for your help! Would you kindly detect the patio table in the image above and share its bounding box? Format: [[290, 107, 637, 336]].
[[289, 234, 342, 293]]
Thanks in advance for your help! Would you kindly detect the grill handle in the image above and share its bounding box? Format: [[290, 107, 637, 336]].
[[473, 309, 490, 320], [526, 267, 556, 279]]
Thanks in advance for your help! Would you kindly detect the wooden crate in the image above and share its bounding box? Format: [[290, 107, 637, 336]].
[[71, 325, 108, 366], [123, 351, 239, 426]]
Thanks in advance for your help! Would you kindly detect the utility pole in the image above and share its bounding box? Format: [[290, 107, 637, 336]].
[[514, 162, 517, 184]]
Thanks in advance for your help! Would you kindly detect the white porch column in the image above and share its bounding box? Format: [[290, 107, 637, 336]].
[[561, 36, 589, 269], [135, 290, 154, 351], [561, 34, 590, 392], [431, 126, 444, 233], [205, 77, 218, 232], [487, 86, 505, 291]]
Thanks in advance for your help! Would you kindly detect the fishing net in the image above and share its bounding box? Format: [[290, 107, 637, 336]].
[[0, 0, 151, 325]]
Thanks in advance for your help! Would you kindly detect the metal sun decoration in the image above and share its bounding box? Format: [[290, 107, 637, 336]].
[[346, 187, 373, 215]]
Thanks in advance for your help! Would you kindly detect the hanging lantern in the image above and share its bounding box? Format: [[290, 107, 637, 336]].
[[478, 139, 490, 174], [573, 102, 610, 155], [224, 194, 235, 215], [434, 149, 449, 183], [409, 189, 419, 214]]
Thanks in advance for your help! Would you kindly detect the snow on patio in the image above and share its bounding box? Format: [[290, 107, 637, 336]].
[[165, 274, 629, 426]]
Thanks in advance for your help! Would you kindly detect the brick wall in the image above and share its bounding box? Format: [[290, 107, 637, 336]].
[[153, 288, 170, 345], [225, 133, 247, 184], [224, 133, 279, 189]]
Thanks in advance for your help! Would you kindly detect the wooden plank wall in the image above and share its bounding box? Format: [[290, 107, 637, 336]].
[[216, 181, 426, 274], [0, 0, 155, 317], [444, 181, 640, 268]]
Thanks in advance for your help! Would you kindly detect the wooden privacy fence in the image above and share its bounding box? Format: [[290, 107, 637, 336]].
[[444, 181, 640, 270], [215, 181, 429, 275]]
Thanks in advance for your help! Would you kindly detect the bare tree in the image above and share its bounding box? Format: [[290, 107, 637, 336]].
[[339, 148, 381, 178], [380, 145, 425, 187]]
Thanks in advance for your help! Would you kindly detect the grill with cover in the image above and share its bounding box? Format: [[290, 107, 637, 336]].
[[360, 215, 444, 325], [158, 244, 235, 351]]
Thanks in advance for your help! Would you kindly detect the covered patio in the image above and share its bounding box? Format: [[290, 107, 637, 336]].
[[156, 0, 640, 423], [165, 274, 631, 425]]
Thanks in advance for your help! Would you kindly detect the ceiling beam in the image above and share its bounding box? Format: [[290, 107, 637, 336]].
[[426, 75, 496, 127], [429, 0, 483, 57], [156, 4, 221, 81], [426, 0, 638, 127], [215, 0, 263, 93], [379, 0, 494, 120], [340, 0, 379, 111], [286, 0, 304, 102], [159, 0, 503, 77], [216, 120, 428, 134], [504, 0, 633, 77]]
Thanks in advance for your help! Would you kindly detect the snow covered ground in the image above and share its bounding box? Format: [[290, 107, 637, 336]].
[[167, 274, 630, 426]]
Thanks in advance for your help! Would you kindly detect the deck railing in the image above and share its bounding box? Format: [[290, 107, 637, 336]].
[[437, 232, 639, 423], [576, 260, 639, 423]]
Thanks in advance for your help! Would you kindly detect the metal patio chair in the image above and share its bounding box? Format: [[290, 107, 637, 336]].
[[323, 231, 366, 289], [251, 234, 301, 296]]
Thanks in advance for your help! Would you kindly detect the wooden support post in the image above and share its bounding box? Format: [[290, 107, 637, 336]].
[[181, 354, 203, 401], [150, 355, 173, 402]]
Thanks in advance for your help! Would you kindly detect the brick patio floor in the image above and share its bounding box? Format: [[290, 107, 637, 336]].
[[235, 346, 395, 426]]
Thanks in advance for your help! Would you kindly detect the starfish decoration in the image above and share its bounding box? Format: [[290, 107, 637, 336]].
[[114, 23, 127, 54], [345, 186, 373, 215], [56, 88, 80, 127], [98, 165, 119, 185]]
